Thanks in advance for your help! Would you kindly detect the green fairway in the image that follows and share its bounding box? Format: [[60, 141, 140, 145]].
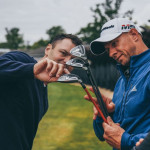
[[32, 83, 111, 150]]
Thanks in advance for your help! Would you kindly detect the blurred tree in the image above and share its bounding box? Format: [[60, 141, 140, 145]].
[[77, 0, 133, 44], [31, 38, 48, 50], [5, 27, 24, 50], [140, 20, 150, 48], [29, 25, 65, 50], [0, 42, 9, 48], [46, 26, 66, 43]]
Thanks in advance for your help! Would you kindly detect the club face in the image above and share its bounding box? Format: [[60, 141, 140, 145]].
[[70, 45, 87, 59], [57, 74, 80, 83], [66, 57, 86, 68]]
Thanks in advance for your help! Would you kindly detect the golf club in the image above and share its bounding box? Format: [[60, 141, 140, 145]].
[[66, 57, 87, 70], [67, 45, 109, 119], [57, 74, 108, 123], [70, 45, 87, 60]]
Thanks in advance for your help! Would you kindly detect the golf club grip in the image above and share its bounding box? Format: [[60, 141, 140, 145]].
[[87, 67, 109, 117], [88, 76, 108, 118], [84, 88, 108, 123]]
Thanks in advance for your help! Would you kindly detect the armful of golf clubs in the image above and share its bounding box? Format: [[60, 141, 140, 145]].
[[65, 45, 114, 123], [57, 45, 116, 123]]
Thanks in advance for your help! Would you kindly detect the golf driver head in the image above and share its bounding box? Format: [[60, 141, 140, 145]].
[[66, 57, 87, 69], [70, 45, 87, 59], [57, 74, 82, 83]]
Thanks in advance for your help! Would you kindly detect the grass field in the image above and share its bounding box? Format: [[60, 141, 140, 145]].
[[32, 83, 112, 150]]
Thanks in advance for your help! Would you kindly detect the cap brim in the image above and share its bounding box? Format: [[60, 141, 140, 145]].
[[90, 32, 122, 55]]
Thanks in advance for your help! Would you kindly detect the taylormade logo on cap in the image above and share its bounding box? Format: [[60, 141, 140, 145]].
[[101, 25, 114, 32], [90, 18, 141, 55]]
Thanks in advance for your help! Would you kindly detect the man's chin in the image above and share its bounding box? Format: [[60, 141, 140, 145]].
[[117, 57, 130, 66], [120, 61, 130, 66]]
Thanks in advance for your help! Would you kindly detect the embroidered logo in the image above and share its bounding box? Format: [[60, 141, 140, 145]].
[[121, 24, 135, 30], [131, 85, 137, 92], [101, 25, 114, 32]]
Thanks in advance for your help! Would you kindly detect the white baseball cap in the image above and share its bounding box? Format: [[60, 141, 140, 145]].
[[90, 18, 141, 55]]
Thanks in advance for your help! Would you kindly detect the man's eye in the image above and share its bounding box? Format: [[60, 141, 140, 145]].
[[112, 41, 117, 47], [61, 51, 67, 56], [112, 43, 115, 47]]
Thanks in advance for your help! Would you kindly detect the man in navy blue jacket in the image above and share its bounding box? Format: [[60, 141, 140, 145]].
[[85, 18, 150, 150], [0, 34, 82, 150]]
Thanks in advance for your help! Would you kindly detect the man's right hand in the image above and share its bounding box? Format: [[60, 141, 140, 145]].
[[136, 138, 144, 146], [84, 87, 115, 120], [34, 58, 69, 82]]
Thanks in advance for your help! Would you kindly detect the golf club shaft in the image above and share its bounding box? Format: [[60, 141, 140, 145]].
[[80, 82, 107, 123], [86, 67, 109, 118], [84, 88, 108, 123], [88, 75, 108, 118]]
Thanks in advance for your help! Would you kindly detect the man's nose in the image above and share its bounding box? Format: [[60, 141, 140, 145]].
[[64, 56, 72, 63], [109, 48, 117, 59]]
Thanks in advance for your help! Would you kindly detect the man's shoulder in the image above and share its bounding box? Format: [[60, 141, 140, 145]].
[[4, 51, 30, 58], [2, 51, 37, 63]]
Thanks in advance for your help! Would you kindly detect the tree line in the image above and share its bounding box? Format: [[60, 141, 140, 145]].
[[1, 0, 150, 52]]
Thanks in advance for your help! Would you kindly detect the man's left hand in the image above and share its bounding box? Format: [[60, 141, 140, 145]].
[[102, 116, 125, 150]]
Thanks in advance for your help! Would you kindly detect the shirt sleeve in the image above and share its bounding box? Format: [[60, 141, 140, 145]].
[[93, 113, 114, 141], [93, 116, 105, 141], [121, 131, 148, 150], [0, 51, 36, 82]]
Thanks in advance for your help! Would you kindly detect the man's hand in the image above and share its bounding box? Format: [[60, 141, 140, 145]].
[[84, 87, 115, 120], [102, 116, 125, 150], [136, 138, 144, 146], [34, 58, 69, 82]]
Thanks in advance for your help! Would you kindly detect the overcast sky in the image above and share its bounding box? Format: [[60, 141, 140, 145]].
[[0, 0, 150, 45]]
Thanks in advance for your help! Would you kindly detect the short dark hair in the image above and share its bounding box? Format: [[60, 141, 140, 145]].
[[51, 34, 82, 48]]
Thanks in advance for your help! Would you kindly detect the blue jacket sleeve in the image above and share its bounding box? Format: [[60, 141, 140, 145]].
[[121, 132, 148, 150], [93, 113, 114, 141], [0, 51, 35, 81], [93, 116, 105, 141]]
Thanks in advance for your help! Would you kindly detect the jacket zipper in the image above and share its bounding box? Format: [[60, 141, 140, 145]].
[[119, 83, 133, 124]]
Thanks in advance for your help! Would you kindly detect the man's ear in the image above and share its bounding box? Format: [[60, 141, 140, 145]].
[[129, 28, 139, 41], [45, 44, 52, 56]]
